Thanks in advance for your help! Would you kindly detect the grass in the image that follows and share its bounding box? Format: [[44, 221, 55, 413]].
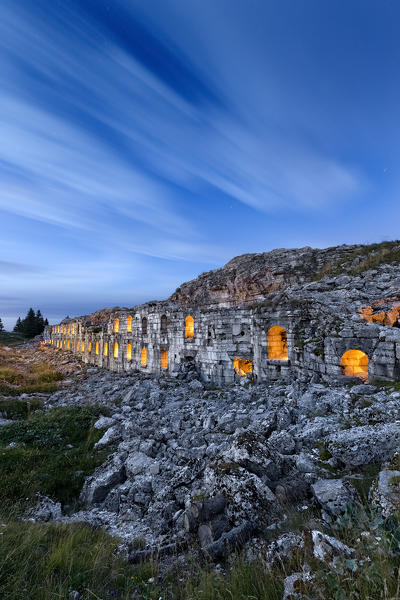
[[312, 240, 400, 280], [0, 397, 43, 419], [0, 520, 159, 600], [0, 361, 63, 396], [0, 405, 109, 510]]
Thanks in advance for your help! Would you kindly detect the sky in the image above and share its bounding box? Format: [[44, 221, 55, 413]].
[[1, 0, 400, 330]]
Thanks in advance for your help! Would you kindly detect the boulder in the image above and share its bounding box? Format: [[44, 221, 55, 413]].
[[312, 478, 359, 519], [370, 468, 400, 517]]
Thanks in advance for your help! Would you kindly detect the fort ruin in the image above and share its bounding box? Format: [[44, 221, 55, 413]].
[[44, 244, 400, 385]]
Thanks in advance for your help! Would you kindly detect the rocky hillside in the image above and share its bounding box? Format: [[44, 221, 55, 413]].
[[169, 241, 400, 308]]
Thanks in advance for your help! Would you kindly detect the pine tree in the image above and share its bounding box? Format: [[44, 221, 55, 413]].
[[14, 317, 23, 333], [22, 308, 37, 338], [0, 318, 4, 332], [35, 309, 45, 335]]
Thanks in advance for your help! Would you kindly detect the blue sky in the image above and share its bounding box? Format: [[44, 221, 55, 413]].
[[1, 0, 400, 329]]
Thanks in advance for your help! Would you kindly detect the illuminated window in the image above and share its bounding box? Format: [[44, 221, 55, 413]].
[[76, 341, 79, 351], [58, 325, 60, 333], [104, 342, 108, 356], [114, 317, 119, 333], [341, 350, 368, 380], [67, 340, 70, 349], [63, 340, 66, 348], [95, 342, 99, 355], [114, 342, 118, 358], [68, 325, 71, 334], [160, 349, 168, 369], [142, 317, 148, 335], [185, 315, 194, 339], [233, 357, 253, 377], [64, 326, 66, 334], [127, 315, 132, 332], [126, 343, 132, 360], [81, 341, 85, 352], [267, 326, 288, 360], [88, 341, 92, 353], [141, 347, 147, 366], [72, 324, 75, 334], [161, 315, 168, 334]]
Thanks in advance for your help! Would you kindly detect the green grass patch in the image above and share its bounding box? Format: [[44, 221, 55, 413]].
[[0, 362, 63, 396], [0, 520, 158, 600], [0, 406, 109, 510], [0, 398, 43, 419]]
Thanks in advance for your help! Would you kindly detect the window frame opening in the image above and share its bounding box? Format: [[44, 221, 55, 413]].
[[104, 342, 108, 357], [161, 315, 168, 334], [185, 315, 194, 339], [127, 315, 132, 333], [126, 343, 132, 361], [233, 357, 253, 378], [114, 342, 119, 358], [142, 317, 148, 335], [114, 317, 119, 333], [267, 326, 289, 361], [141, 347, 147, 366], [160, 348, 168, 369]]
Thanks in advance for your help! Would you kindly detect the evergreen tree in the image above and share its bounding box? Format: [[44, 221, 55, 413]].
[[0, 317, 4, 332], [35, 309, 45, 335], [14, 317, 23, 333], [23, 308, 37, 338]]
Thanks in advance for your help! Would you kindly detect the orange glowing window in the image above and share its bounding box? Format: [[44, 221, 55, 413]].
[[160, 349, 168, 369], [95, 342, 99, 355], [141, 347, 147, 366], [68, 325, 71, 334], [64, 326, 66, 334], [127, 315, 132, 332], [234, 357, 253, 377], [81, 341, 85, 352], [88, 341, 92, 353], [114, 342, 118, 358], [161, 315, 168, 334], [104, 342, 108, 356], [341, 350, 368, 380], [114, 317, 119, 333], [76, 341, 79, 351], [185, 315, 194, 339], [142, 317, 148, 335], [67, 340, 70, 349], [58, 326, 60, 333], [63, 340, 66, 348], [267, 326, 288, 360], [72, 324, 75, 334], [126, 343, 132, 360]]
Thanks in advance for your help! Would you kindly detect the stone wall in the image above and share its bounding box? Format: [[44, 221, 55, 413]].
[[43, 301, 400, 385]]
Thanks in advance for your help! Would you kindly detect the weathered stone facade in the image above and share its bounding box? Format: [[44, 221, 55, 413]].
[[44, 244, 400, 384]]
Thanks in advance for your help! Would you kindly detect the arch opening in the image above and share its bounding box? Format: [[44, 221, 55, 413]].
[[126, 343, 132, 361], [127, 315, 132, 332], [160, 349, 168, 369], [185, 315, 194, 339], [161, 315, 168, 334], [341, 349, 368, 380], [267, 326, 288, 361], [141, 347, 147, 366], [142, 317, 148, 335], [95, 342, 99, 355], [114, 342, 118, 358], [114, 317, 119, 333], [233, 357, 253, 377], [104, 342, 108, 357], [88, 341, 92, 353]]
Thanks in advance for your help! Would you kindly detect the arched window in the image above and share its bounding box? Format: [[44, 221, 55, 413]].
[[114, 317, 119, 333], [63, 326, 66, 334], [67, 340, 70, 350], [58, 325, 60, 333], [185, 315, 194, 339], [95, 342, 99, 355], [88, 341, 92, 353], [267, 326, 288, 360], [104, 342, 108, 356], [341, 350, 368, 380], [63, 340, 66, 348], [141, 347, 147, 366], [233, 357, 253, 377], [142, 317, 148, 335], [76, 341, 79, 351], [161, 315, 168, 334], [72, 324, 75, 335], [160, 349, 168, 369], [126, 343, 132, 360], [68, 325, 71, 334], [127, 315, 132, 332], [114, 342, 118, 358], [81, 341, 85, 352]]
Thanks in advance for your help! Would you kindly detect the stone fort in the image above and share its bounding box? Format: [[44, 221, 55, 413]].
[[44, 244, 400, 385]]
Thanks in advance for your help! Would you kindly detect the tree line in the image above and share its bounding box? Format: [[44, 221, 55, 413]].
[[0, 309, 49, 339]]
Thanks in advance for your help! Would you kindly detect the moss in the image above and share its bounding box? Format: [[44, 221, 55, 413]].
[[318, 442, 332, 461]]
